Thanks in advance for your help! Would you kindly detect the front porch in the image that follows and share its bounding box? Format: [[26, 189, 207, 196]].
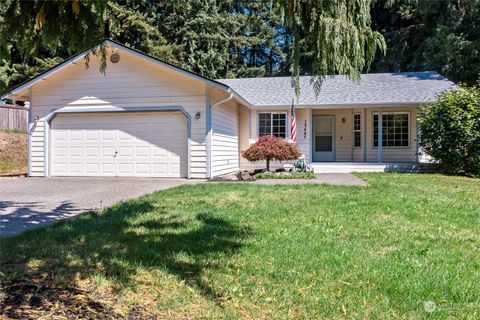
[[309, 107, 419, 163], [239, 105, 430, 172], [310, 162, 434, 173]]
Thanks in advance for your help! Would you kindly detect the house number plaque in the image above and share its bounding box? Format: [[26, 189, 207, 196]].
[[304, 120, 307, 139]]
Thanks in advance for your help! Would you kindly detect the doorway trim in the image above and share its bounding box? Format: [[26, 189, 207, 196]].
[[312, 115, 336, 162]]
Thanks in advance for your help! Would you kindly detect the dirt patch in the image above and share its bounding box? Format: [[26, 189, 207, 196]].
[[0, 130, 28, 175], [0, 273, 157, 320]]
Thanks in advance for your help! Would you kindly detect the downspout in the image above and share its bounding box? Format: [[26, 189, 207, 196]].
[[208, 89, 234, 178], [27, 88, 33, 177], [212, 90, 234, 108]]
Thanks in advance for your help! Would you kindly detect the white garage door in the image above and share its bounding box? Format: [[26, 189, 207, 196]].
[[51, 112, 188, 177]]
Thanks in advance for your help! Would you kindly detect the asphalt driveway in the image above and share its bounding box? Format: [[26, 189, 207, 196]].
[[0, 177, 200, 236]]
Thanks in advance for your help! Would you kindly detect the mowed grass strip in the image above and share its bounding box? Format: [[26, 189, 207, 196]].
[[1, 174, 479, 319]]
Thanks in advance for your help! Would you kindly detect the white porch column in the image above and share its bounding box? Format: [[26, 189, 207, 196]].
[[363, 108, 367, 162], [416, 114, 420, 163], [378, 107, 383, 162], [250, 109, 255, 140], [308, 108, 313, 163]]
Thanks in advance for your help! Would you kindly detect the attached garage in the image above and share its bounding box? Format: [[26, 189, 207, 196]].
[[50, 112, 188, 177], [2, 39, 236, 179]]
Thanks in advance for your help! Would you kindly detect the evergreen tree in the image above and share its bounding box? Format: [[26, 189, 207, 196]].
[[0, 0, 287, 91], [155, 0, 286, 79], [371, 0, 480, 85], [226, 1, 288, 78], [1, 0, 385, 94], [0, 0, 179, 92], [3, 0, 476, 95], [108, 1, 181, 64]]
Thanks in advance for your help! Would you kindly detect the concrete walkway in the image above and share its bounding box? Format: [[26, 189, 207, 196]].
[[0, 177, 200, 237], [251, 173, 366, 186]]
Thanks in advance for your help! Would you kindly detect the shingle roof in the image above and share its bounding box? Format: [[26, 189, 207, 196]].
[[217, 71, 456, 107]]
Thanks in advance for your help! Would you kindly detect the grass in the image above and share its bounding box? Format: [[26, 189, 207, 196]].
[[0, 129, 27, 175], [254, 171, 316, 179], [1, 174, 479, 319], [1, 128, 24, 134]]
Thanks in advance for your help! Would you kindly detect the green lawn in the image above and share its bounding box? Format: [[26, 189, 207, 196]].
[[1, 174, 479, 319]]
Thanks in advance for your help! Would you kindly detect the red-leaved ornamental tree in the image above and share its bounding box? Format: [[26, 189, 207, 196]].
[[242, 136, 301, 171]]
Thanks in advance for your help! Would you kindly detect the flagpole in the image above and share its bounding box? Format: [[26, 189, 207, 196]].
[[290, 98, 297, 143]]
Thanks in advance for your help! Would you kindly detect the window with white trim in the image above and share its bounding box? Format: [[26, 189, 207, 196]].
[[373, 112, 409, 147], [258, 112, 287, 138], [353, 113, 362, 147]]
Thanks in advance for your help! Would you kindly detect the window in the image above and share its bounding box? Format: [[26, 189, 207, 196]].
[[373, 113, 409, 147], [258, 113, 287, 138], [353, 113, 362, 147]]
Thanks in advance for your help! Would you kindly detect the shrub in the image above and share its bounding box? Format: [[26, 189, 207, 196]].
[[242, 135, 301, 171], [419, 85, 480, 176]]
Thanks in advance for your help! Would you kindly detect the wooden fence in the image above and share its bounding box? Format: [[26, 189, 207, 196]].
[[0, 104, 29, 132]]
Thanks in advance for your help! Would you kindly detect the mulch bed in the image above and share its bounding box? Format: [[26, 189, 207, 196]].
[[0, 273, 157, 320]]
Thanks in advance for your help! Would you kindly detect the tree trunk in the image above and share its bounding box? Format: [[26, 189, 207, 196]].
[[266, 157, 270, 172]]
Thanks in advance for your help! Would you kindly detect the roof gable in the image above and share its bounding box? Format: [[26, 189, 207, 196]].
[[2, 39, 228, 100]]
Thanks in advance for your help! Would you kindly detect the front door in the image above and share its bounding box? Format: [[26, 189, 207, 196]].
[[313, 116, 335, 161]]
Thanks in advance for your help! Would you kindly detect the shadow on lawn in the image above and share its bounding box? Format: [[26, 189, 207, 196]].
[[1, 197, 250, 312], [0, 200, 83, 236]]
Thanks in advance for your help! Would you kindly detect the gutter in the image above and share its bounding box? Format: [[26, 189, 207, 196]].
[[248, 102, 424, 109]]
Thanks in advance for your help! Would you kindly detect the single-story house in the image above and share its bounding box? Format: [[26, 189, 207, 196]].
[[1, 39, 456, 178]]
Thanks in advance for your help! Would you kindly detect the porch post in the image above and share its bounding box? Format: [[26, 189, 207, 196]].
[[308, 108, 313, 163], [363, 108, 367, 162], [378, 107, 383, 162], [415, 112, 420, 163]]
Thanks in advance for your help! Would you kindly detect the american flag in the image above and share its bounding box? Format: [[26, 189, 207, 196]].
[[291, 99, 297, 142]]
